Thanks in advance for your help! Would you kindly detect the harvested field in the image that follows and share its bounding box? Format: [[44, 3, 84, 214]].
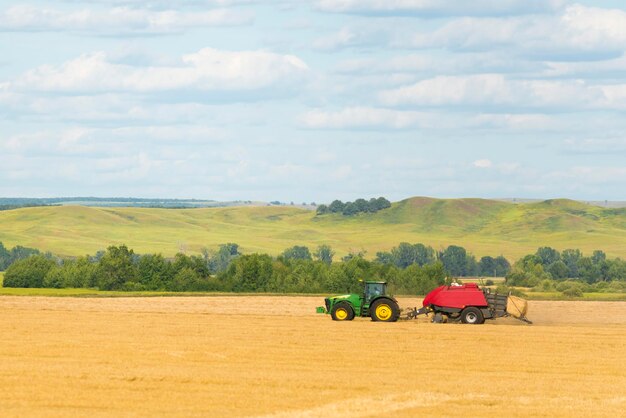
[[1, 296, 625, 417]]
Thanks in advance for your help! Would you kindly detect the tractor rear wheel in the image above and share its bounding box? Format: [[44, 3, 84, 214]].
[[460, 307, 484, 324], [331, 302, 355, 321], [370, 298, 400, 322]]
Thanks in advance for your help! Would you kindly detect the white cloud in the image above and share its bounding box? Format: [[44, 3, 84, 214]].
[[9, 48, 308, 93], [379, 74, 626, 110], [473, 159, 492, 168], [0, 5, 253, 34], [315, 0, 565, 17], [412, 5, 626, 58], [300, 107, 426, 129]]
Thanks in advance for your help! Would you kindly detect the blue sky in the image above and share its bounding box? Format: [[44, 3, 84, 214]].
[[1, 0, 625, 202]]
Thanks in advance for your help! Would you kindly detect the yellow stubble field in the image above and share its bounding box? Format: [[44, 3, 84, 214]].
[[1, 296, 625, 417]]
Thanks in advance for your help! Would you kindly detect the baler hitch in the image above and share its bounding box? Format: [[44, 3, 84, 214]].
[[402, 306, 430, 320]]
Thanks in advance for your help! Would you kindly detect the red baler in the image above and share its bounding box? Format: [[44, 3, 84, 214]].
[[406, 283, 531, 324]]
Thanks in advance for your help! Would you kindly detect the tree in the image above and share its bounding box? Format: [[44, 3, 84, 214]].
[[0, 242, 10, 270], [414, 244, 435, 266], [506, 254, 551, 286], [207, 243, 240, 273], [3, 255, 56, 288], [547, 260, 569, 279], [479, 255, 510, 277], [44, 266, 65, 288], [315, 245, 334, 265], [494, 256, 511, 276], [223, 254, 274, 292], [536, 247, 561, 266], [391, 242, 418, 268], [374, 197, 391, 211], [479, 256, 496, 277], [341, 249, 366, 262], [375, 251, 393, 265], [398, 262, 446, 295], [282, 246, 312, 261], [137, 254, 172, 290], [607, 259, 626, 281], [172, 253, 209, 277], [591, 250, 606, 265], [62, 257, 97, 288], [328, 200, 345, 213], [561, 249, 582, 278], [316, 204, 329, 215], [440, 245, 468, 276], [353, 198, 369, 213], [95, 245, 138, 290], [341, 202, 358, 216], [168, 267, 200, 292]]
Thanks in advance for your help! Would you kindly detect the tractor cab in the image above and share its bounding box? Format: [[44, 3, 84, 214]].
[[364, 281, 386, 303]]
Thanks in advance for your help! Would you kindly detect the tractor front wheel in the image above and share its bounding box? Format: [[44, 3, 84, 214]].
[[331, 302, 355, 321], [460, 307, 484, 324], [370, 299, 400, 322]]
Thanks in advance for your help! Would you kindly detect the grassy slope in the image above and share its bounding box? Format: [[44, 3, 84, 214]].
[[0, 197, 624, 260]]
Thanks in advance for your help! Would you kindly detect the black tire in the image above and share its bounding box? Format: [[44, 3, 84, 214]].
[[370, 298, 400, 322], [330, 302, 355, 321], [460, 307, 484, 324]]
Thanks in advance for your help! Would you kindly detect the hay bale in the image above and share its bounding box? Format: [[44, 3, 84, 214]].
[[507, 295, 528, 318]]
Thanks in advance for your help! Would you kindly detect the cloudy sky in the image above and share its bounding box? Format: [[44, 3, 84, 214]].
[[1, 0, 625, 202]]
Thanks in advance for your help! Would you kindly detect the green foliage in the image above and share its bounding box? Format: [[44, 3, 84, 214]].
[[386, 242, 436, 268], [494, 285, 527, 297], [0, 241, 42, 271], [536, 247, 561, 265], [439, 245, 471, 276], [223, 254, 274, 292], [478, 255, 511, 277], [168, 267, 200, 292], [533, 279, 556, 292], [2, 241, 624, 297], [318, 197, 391, 216], [314, 244, 334, 265], [3, 255, 56, 288], [316, 204, 329, 214], [205, 243, 240, 274], [137, 254, 172, 290], [395, 262, 447, 295], [562, 287, 583, 298], [561, 248, 582, 278], [95, 245, 138, 290], [547, 260, 569, 279], [281, 245, 312, 261]]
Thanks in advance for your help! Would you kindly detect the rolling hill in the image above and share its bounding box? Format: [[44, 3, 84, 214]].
[[0, 197, 624, 261]]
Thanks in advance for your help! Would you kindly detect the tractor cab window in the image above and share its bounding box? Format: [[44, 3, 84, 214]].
[[365, 283, 385, 302]]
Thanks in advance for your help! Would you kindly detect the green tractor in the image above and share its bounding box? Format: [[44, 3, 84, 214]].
[[317, 281, 401, 322]]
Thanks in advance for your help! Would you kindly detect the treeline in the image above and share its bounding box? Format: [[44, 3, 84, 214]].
[[375, 243, 510, 277], [506, 247, 626, 286], [2, 241, 624, 295], [316, 197, 391, 216], [2, 243, 449, 295]]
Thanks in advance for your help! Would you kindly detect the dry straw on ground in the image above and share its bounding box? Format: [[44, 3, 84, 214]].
[[1, 296, 625, 417]]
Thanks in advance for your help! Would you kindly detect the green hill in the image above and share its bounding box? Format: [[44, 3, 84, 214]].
[[0, 197, 624, 260]]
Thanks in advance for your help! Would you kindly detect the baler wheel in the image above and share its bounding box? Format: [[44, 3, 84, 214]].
[[370, 299, 400, 322], [331, 302, 355, 321], [460, 307, 484, 324]]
